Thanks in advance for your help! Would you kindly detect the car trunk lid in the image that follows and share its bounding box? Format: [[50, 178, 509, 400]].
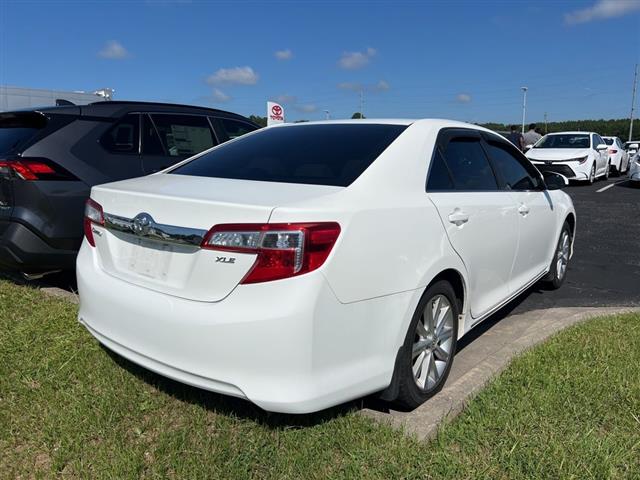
[[89, 174, 342, 302]]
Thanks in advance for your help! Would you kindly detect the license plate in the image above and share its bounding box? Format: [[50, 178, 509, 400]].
[[545, 161, 553, 165], [128, 238, 172, 280]]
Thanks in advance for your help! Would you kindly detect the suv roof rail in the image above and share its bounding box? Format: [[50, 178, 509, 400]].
[[55, 99, 76, 106], [88, 100, 236, 115]]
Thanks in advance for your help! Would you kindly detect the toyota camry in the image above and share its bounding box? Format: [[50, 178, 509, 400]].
[[77, 120, 576, 413]]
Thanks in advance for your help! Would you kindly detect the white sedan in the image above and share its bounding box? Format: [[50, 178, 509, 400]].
[[526, 131, 610, 183], [77, 120, 576, 413], [603, 136, 630, 175], [628, 143, 640, 183]]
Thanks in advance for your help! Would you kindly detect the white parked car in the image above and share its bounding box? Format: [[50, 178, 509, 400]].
[[77, 120, 576, 413], [602, 136, 630, 175], [526, 131, 610, 183], [628, 143, 640, 184]]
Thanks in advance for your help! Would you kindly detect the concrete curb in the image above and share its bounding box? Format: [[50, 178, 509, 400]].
[[361, 306, 640, 441]]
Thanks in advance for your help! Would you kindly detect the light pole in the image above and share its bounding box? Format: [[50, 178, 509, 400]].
[[323, 109, 330, 120], [521, 86, 528, 134]]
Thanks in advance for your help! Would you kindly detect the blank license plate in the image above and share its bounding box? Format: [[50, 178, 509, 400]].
[[128, 238, 172, 280]]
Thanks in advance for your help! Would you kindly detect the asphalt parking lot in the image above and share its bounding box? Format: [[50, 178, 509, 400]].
[[509, 176, 640, 315]]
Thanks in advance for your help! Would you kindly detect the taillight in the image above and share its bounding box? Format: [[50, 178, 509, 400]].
[[201, 222, 341, 284], [608, 149, 618, 154], [83, 198, 104, 247], [0, 157, 76, 181]]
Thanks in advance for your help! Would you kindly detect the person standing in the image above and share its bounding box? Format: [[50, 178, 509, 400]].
[[507, 125, 525, 151], [523, 123, 542, 148]]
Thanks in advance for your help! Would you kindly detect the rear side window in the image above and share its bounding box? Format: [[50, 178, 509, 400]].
[[171, 124, 408, 187], [100, 114, 139, 154], [141, 114, 165, 156], [218, 118, 258, 140], [0, 112, 47, 154], [484, 140, 541, 191], [443, 138, 498, 191], [426, 149, 454, 191], [603, 138, 614, 145], [150, 114, 215, 157]]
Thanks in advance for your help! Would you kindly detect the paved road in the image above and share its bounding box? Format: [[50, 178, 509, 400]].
[[5, 176, 639, 314], [509, 176, 640, 314]]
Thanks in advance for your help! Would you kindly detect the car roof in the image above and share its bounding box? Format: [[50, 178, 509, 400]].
[[1, 100, 256, 123], [267, 118, 497, 131], [545, 131, 597, 135]]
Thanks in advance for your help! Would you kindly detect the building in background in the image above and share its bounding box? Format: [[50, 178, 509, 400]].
[[0, 86, 113, 111]]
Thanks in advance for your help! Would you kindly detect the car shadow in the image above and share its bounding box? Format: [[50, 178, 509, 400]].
[[614, 179, 639, 189]]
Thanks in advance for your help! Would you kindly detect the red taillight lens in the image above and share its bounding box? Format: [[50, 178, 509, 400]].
[[83, 198, 104, 247], [0, 157, 75, 181], [608, 149, 618, 154], [201, 222, 341, 284]]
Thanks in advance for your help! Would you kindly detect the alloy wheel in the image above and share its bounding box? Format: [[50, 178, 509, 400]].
[[556, 230, 570, 281], [412, 294, 454, 391]]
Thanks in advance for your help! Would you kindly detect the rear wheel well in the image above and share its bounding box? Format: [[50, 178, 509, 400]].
[[565, 213, 576, 237], [430, 269, 465, 313]]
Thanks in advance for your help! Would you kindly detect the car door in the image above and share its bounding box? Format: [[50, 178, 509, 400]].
[[482, 133, 556, 290], [592, 134, 607, 174], [140, 113, 219, 174], [427, 128, 519, 319]]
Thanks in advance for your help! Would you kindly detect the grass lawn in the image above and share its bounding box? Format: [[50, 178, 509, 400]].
[[1, 279, 639, 479]]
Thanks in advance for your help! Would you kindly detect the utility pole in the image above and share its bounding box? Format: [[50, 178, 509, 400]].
[[359, 88, 364, 119], [629, 63, 638, 141], [544, 112, 548, 134], [521, 86, 528, 134]]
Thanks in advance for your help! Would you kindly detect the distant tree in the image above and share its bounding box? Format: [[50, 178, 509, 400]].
[[479, 118, 632, 139], [248, 115, 267, 127], [351, 112, 365, 119], [294, 119, 309, 123]]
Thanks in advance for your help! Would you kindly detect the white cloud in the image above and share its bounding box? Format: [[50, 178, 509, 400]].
[[211, 88, 230, 103], [338, 80, 390, 92], [338, 82, 362, 91], [98, 40, 129, 59], [275, 49, 293, 60], [272, 94, 297, 104], [565, 0, 640, 24], [295, 104, 318, 113], [374, 80, 390, 91], [206, 66, 259, 85], [338, 47, 377, 70], [456, 93, 472, 103]]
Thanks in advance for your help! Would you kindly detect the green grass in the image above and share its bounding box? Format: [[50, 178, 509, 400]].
[[1, 279, 639, 479]]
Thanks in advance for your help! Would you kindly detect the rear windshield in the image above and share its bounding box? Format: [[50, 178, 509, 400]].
[[533, 134, 590, 149], [603, 138, 614, 145], [171, 123, 408, 187], [0, 112, 47, 154]]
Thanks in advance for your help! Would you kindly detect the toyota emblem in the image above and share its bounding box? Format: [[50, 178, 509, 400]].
[[132, 213, 153, 236]]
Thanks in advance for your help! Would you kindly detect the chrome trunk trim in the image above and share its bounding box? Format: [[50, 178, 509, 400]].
[[103, 212, 207, 247]]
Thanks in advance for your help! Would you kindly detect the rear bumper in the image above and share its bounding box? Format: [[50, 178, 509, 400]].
[[0, 220, 77, 272], [77, 242, 413, 413]]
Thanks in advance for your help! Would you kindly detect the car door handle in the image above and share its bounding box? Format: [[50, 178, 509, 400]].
[[518, 204, 530, 216], [448, 211, 469, 226]]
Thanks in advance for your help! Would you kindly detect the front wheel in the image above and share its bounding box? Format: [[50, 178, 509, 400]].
[[543, 222, 571, 290], [604, 161, 611, 180], [588, 163, 596, 184], [393, 280, 459, 411]]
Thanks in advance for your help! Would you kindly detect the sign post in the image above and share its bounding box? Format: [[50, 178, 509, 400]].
[[267, 101, 285, 126]]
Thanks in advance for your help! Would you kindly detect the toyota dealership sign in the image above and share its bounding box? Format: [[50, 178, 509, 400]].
[[267, 101, 285, 126]]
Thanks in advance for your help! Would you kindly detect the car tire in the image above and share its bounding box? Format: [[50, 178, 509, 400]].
[[588, 163, 595, 184], [604, 161, 611, 180], [542, 222, 571, 290], [393, 280, 459, 411]]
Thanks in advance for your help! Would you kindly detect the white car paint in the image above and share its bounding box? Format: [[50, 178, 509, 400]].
[[603, 136, 630, 174], [629, 149, 640, 183], [526, 131, 610, 182], [77, 119, 576, 413]]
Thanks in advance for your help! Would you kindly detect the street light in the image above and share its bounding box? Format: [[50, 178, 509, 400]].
[[521, 86, 528, 134], [323, 110, 330, 120]]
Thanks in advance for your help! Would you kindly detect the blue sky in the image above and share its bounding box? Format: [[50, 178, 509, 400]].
[[1, 0, 639, 123]]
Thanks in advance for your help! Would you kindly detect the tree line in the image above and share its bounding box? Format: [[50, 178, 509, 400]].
[[480, 118, 633, 139]]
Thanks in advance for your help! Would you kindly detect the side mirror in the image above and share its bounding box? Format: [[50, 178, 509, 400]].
[[596, 143, 608, 151], [628, 143, 639, 150], [524, 144, 534, 152], [543, 171, 569, 190]]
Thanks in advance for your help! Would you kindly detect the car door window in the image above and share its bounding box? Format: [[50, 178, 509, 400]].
[[426, 148, 454, 191], [217, 118, 258, 141], [100, 114, 139, 154], [141, 114, 165, 156], [150, 114, 215, 157], [484, 139, 542, 191], [442, 137, 498, 191]]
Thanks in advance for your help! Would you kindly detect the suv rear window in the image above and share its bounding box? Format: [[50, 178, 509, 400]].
[[171, 124, 408, 187], [0, 112, 47, 154]]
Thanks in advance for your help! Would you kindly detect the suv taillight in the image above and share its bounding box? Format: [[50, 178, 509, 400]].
[[201, 222, 341, 284], [0, 157, 77, 181], [83, 198, 104, 247]]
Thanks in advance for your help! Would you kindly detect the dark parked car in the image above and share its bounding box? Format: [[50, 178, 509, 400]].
[[0, 101, 259, 276]]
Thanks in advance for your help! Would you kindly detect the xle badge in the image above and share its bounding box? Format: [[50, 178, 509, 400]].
[[216, 256, 236, 264]]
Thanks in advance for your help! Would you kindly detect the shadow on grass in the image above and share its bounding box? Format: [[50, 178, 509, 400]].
[[101, 345, 364, 429]]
